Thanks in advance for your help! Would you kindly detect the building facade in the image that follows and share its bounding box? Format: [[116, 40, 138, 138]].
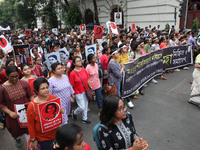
[[68, 0, 183, 30], [37, 0, 200, 30]]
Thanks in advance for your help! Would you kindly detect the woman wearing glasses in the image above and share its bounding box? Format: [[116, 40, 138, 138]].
[[27, 77, 64, 150], [99, 95, 148, 150], [0, 65, 33, 147]]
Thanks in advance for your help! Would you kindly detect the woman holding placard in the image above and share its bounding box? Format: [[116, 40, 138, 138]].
[[0, 65, 33, 147], [27, 77, 64, 150]]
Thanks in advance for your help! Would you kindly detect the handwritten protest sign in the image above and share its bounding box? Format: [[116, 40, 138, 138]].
[[38, 98, 63, 133], [94, 26, 104, 39]]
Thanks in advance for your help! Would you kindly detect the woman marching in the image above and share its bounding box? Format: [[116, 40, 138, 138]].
[[0, 65, 33, 147], [49, 62, 75, 124], [86, 54, 103, 114], [27, 77, 64, 150], [69, 56, 92, 124]]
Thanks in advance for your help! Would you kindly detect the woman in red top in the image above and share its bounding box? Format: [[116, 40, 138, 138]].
[[30, 61, 44, 77], [66, 50, 75, 77], [159, 37, 167, 49], [27, 77, 64, 150], [100, 47, 110, 84], [69, 56, 92, 124]]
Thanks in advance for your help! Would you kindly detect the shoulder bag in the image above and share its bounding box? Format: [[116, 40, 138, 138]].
[[74, 71, 95, 102], [105, 70, 119, 96], [0, 85, 5, 130]]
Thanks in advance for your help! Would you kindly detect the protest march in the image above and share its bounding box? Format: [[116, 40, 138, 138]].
[[0, 21, 200, 150]]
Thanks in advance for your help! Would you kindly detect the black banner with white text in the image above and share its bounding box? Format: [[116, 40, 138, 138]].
[[122, 45, 193, 98]]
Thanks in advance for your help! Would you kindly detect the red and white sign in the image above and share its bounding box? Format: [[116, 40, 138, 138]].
[[80, 24, 86, 35], [94, 25, 104, 39], [131, 23, 136, 33], [0, 35, 13, 53], [106, 21, 118, 35], [38, 98, 63, 133], [14, 103, 30, 128], [25, 30, 31, 37], [28, 78, 37, 97]]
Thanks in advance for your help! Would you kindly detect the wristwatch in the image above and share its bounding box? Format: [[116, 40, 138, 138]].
[[30, 139, 36, 142]]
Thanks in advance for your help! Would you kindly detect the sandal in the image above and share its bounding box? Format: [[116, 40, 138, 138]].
[[160, 75, 167, 80], [139, 90, 144, 95]]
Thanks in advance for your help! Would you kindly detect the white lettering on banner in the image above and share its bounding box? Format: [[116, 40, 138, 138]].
[[173, 57, 187, 64], [173, 48, 185, 57], [122, 45, 192, 98], [126, 76, 133, 82]]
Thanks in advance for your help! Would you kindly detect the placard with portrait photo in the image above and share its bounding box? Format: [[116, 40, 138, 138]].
[[38, 98, 63, 133], [45, 52, 61, 70]]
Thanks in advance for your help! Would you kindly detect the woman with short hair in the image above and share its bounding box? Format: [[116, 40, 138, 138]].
[[27, 77, 64, 150], [49, 62, 75, 124]]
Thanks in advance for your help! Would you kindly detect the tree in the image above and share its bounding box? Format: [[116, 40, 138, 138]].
[[42, 0, 58, 28], [62, 4, 82, 28], [93, 0, 100, 25], [0, 0, 16, 29], [191, 18, 199, 33]]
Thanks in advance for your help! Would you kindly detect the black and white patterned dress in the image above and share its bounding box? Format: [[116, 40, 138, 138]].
[[99, 112, 138, 150]]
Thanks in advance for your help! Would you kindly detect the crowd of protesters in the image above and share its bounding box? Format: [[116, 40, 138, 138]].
[[0, 23, 199, 150]]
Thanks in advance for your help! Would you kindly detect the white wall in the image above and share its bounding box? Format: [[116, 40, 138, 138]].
[[127, 0, 182, 30]]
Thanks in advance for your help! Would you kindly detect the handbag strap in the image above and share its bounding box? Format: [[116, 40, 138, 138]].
[[74, 70, 87, 91], [0, 85, 5, 104]]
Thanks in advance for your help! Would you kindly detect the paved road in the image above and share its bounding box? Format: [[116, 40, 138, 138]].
[[1, 65, 200, 150]]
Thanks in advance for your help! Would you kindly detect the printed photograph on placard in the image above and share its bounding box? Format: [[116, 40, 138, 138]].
[[57, 47, 69, 64], [45, 52, 61, 70], [114, 12, 122, 25], [14, 103, 30, 128], [85, 44, 97, 61], [38, 98, 63, 132], [13, 44, 31, 67]]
